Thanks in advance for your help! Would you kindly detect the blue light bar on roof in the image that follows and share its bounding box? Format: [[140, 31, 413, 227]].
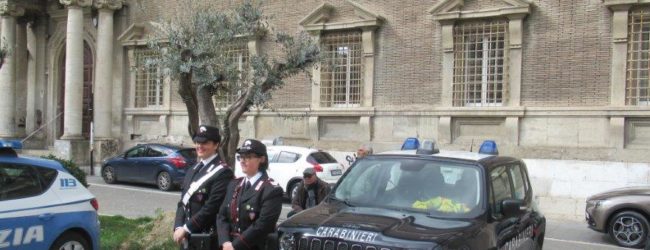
[[401, 137, 420, 150], [0, 140, 22, 149], [478, 140, 498, 155]]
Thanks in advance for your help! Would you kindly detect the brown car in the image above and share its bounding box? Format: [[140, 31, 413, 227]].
[[586, 186, 650, 248]]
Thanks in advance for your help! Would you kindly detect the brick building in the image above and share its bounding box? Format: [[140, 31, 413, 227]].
[[1, 0, 649, 165]]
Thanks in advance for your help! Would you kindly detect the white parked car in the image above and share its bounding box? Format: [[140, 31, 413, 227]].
[[235, 145, 344, 199]]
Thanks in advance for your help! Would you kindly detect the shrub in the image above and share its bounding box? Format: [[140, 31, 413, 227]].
[[41, 154, 89, 187]]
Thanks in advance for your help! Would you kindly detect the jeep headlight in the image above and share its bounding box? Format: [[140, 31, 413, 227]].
[[279, 233, 296, 250]]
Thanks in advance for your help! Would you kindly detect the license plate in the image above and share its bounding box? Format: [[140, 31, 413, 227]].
[[331, 169, 342, 176]]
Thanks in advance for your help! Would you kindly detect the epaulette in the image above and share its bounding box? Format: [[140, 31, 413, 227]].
[[264, 178, 280, 187]]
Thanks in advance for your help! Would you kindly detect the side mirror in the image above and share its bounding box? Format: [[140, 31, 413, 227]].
[[501, 199, 526, 218]]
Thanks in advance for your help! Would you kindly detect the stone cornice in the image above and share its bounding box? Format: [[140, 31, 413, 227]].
[[430, 0, 531, 21], [602, 0, 650, 7], [59, 0, 92, 8], [0, 1, 24, 17], [94, 0, 123, 10], [300, 0, 383, 32]]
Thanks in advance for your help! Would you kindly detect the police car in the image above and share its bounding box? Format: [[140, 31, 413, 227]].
[[0, 140, 100, 250], [277, 140, 546, 250]]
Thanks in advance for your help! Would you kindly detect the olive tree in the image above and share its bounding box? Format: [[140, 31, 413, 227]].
[[145, 0, 319, 166]]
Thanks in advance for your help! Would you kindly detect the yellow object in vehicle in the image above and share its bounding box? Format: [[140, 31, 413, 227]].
[[412, 196, 470, 213]]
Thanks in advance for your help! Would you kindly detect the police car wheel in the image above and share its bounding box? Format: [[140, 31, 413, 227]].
[[50, 231, 90, 250], [102, 166, 117, 184], [157, 171, 173, 191], [608, 210, 649, 248]]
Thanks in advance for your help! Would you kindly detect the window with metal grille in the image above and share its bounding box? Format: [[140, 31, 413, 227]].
[[453, 20, 508, 107], [627, 9, 650, 106], [134, 48, 163, 108], [214, 41, 249, 108], [320, 31, 363, 108]]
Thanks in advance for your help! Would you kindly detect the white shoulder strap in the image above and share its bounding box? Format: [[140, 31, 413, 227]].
[[182, 164, 224, 206]]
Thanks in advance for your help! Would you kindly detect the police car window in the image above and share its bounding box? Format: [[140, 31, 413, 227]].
[[277, 152, 300, 163], [509, 164, 527, 200], [0, 164, 43, 201], [490, 166, 513, 215], [126, 146, 147, 158], [36, 166, 58, 190], [335, 159, 483, 218]]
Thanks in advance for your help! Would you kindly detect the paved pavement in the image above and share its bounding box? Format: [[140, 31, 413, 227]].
[[87, 176, 632, 250]]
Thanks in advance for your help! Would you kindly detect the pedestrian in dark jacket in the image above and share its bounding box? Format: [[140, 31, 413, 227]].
[[173, 125, 234, 249], [217, 139, 283, 250], [287, 168, 331, 217]]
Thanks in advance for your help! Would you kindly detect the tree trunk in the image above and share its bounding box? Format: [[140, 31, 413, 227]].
[[197, 85, 219, 127], [219, 86, 254, 168], [178, 71, 199, 137]]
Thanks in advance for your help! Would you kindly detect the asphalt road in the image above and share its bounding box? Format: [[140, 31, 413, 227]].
[[87, 176, 631, 250]]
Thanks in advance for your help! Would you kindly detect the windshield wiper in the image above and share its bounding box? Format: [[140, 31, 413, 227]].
[[329, 196, 355, 207]]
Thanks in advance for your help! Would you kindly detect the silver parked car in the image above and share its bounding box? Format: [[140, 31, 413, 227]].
[[586, 186, 650, 248]]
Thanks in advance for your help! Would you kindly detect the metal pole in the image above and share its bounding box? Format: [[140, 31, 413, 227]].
[[90, 121, 94, 176]]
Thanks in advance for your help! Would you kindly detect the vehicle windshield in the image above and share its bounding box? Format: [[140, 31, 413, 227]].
[[334, 158, 483, 218]]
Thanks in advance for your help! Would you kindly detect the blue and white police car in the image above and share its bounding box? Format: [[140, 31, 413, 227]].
[[0, 140, 100, 250]]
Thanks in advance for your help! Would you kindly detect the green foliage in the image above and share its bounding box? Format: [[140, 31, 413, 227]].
[[100, 212, 177, 250], [145, 0, 321, 166], [41, 154, 88, 187]]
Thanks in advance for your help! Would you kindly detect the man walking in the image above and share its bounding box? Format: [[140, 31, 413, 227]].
[[287, 168, 331, 217], [173, 125, 234, 249]]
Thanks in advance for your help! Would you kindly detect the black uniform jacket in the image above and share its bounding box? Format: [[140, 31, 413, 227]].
[[174, 155, 234, 233], [217, 173, 283, 249]]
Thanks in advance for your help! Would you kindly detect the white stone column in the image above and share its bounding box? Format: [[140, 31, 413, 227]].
[[93, 0, 122, 139], [26, 17, 47, 138], [15, 19, 27, 137], [0, 3, 24, 138], [60, 0, 91, 139]]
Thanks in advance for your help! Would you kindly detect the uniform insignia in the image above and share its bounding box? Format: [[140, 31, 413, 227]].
[[207, 164, 215, 172], [245, 204, 251, 210], [268, 178, 279, 186], [249, 212, 256, 220], [255, 181, 263, 191], [199, 126, 207, 133]]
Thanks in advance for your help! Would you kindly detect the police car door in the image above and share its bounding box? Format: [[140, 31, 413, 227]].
[[506, 162, 536, 249], [0, 163, 58, 249], [489, 165, 519, 250], [490, 164, 534, 250]]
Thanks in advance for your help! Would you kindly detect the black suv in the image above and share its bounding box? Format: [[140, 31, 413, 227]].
[[277, 146, 545, 250]]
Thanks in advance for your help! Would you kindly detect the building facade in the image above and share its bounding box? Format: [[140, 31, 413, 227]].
[[2, 0, 650, 164]]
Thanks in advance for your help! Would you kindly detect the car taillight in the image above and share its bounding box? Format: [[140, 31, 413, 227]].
[[90, 199, 99, 211], [170, 156, 187, 168], [312, 164, 323, 172]]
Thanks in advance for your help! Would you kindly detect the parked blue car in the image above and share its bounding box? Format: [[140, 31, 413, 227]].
[[101, 144, 197, 191]]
